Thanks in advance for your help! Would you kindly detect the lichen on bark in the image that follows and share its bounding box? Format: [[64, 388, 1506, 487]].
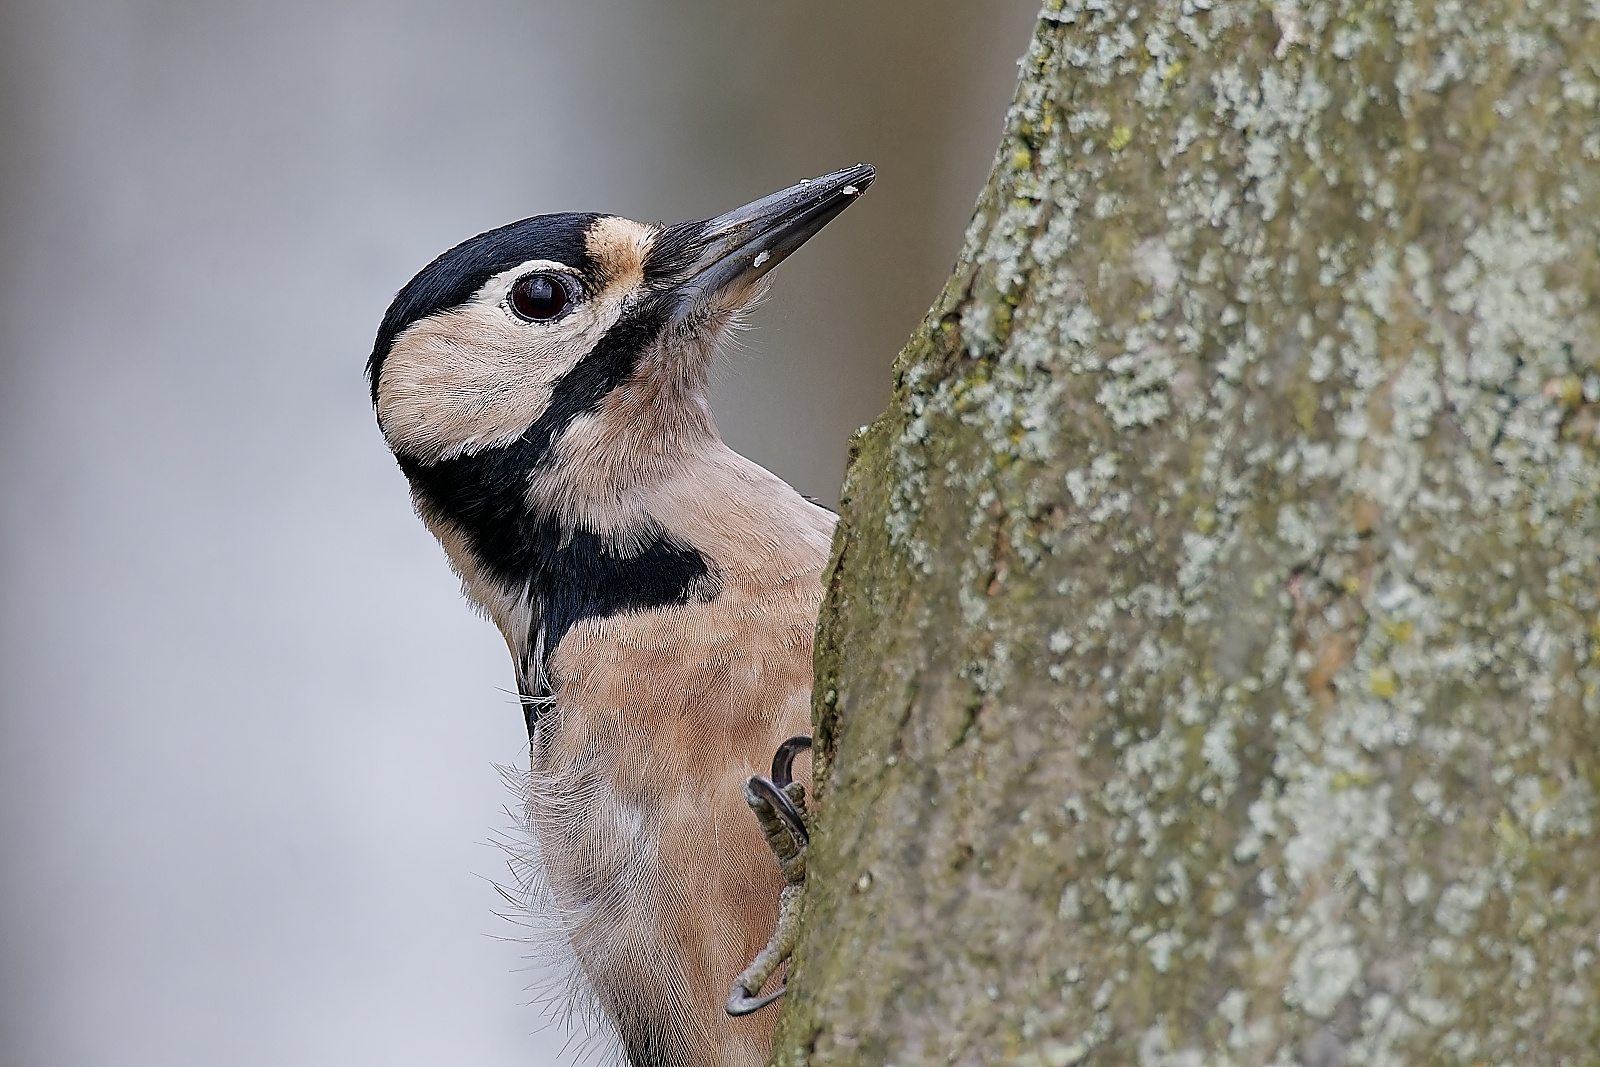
[[771, 2, 1600, 1064]]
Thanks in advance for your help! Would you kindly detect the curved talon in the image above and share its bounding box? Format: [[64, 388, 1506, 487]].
[[770, 735, 812, 787], [726, 982, 786, 1016], [746, 775, 808, 846], [728, 738, 815, 1018]]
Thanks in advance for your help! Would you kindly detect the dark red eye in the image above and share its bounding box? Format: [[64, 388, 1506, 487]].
[[509, 272, 571, 321]]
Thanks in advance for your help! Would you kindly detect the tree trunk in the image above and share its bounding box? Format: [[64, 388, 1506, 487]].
[[770, 2, 1600, 1063]]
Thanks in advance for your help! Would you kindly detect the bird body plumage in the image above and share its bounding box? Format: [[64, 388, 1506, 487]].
[[369, 168, 872, 1067]]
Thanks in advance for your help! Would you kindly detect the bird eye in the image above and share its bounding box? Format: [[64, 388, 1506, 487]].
[[509, 272, 572, 322]]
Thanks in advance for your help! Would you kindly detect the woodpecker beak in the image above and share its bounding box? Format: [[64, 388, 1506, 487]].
[[663, 163, 874, 323]]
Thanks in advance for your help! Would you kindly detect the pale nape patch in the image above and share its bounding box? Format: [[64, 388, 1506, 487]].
[[583, 216, 655, 293], [376, 259, 632, 464]]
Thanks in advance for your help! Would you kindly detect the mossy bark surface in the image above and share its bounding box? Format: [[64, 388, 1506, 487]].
[[770, 2, 1600, 1064]]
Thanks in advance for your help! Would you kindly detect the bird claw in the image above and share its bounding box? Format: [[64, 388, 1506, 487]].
[[768, 734, 814, 791], [726, 736, 812, 1016], [725, 977, 787, 1016], [745, 776, 808, 853]]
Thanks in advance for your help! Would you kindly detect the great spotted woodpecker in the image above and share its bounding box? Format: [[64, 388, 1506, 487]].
[[368, 165, 873, 1067]]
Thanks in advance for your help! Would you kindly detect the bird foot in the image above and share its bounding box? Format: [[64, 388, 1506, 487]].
[[726, 736, 812, 1017]]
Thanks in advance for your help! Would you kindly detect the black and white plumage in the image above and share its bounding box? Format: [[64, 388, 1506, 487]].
[[368, 166, 874, 1067]]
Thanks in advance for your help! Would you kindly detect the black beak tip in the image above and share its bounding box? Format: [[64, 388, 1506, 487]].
[[830, 163, 875, 199], [666, 163, 880, 319]]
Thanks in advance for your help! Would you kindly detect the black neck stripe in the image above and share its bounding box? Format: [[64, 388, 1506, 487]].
[[397, 296, 719, 721], [396, 293, 670, 581]]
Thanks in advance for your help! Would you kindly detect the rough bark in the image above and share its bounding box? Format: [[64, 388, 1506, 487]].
[[770, 2, 1600, 1064]]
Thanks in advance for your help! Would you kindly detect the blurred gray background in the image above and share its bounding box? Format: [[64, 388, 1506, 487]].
[[0, 2, 1037, 1064]]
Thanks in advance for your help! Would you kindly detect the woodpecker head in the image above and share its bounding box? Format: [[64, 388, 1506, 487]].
[[368, 165, 872, 602]]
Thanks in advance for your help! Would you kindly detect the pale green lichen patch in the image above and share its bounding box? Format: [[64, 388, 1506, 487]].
[[772, 1, 1600, 1065]]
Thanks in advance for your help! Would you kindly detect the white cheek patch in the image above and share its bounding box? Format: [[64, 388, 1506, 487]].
[[377, 263, 633, 464]]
